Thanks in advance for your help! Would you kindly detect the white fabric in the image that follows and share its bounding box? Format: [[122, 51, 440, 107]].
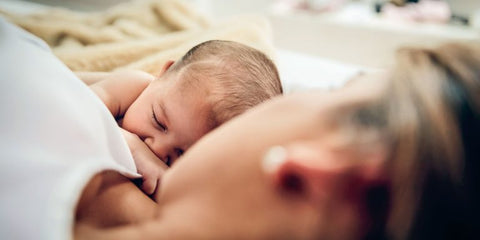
[[0, 18, 139, 240], [277, 49, 365, 94]]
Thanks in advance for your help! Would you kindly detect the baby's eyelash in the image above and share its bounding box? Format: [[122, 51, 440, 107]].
[[152, 109, 167, 132]]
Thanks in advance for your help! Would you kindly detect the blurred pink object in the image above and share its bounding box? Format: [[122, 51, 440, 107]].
[[273, 0, 345, 13], [382, 0, 451, 23], [306, 0, 346, 12]]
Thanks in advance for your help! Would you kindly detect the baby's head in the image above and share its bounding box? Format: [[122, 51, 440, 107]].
[[122, 40, 282, 165]]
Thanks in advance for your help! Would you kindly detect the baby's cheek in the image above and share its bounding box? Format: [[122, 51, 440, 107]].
[[120, 111, 136, 130], [120, 114, 146, 137], [119, 116, 136, 134]]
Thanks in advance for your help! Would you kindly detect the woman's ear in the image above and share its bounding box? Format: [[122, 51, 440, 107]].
[[158, 60, 175, 77], [262, 142, 387, 204]]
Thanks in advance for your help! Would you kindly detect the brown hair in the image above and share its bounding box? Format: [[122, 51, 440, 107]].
[[329, 42, 480, 239], [384, 43, 480, 240], [167, 40, 282, 128]]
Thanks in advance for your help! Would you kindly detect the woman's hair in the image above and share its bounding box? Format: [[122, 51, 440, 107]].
[[384, 42, 480, 240], [334, 42, 480, 239]]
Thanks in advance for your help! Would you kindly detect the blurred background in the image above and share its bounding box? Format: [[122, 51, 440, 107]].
[[12, 0, 479, 68], [1, 0, 479, 91]]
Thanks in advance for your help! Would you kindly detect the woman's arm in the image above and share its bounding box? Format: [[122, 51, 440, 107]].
[[75, 220, 165, 240], [75, 171, 159, 228], [78, 70, 155, 117]]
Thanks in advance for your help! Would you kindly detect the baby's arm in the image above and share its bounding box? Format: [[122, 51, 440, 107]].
[[78, 70, 154, 118], [75, 72, 112, 85], [121, 128, 167, 195]]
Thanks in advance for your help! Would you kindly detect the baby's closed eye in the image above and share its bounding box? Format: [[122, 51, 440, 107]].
[[152, 108, 167, 133]]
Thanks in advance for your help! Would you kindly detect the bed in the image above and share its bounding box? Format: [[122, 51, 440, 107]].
[[0, 0, 370, 94]]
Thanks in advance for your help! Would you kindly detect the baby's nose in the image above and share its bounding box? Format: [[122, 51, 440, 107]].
[[158, 149, 179, 166], [143, 137, 174, 165]]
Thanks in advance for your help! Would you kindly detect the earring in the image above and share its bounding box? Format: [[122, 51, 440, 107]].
[[262, 145, 287, 173]]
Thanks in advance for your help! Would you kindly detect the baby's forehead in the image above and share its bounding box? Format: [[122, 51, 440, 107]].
[[168, 79, 219, 126], [172, 64, 226, 95], [167, 59, 251, 130]]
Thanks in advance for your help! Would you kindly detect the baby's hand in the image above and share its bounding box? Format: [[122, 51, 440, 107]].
[[120, 128, 168, 196]]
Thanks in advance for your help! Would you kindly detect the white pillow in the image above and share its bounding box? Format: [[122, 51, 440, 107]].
[[277, 49, 368, 94]]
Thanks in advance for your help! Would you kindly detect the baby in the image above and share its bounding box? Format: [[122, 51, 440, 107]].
[[78, 40, 282, 194]]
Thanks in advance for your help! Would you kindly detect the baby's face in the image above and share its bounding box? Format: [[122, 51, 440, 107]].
[[122, 77, 212, 166]]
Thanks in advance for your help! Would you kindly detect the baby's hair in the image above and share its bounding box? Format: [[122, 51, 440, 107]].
[[167, 40, 282, 128]]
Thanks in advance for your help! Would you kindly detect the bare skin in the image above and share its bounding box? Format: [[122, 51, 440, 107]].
[[77, 70, 167, 195], [74, 74, 389, 240], [76, 65, 212, 196], [75, 171, 158, 228]]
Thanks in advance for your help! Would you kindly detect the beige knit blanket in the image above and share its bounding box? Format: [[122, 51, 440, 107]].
[[0, 0, 275, 76]]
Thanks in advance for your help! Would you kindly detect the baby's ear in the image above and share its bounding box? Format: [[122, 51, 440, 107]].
[[158, 60, 175, 77]]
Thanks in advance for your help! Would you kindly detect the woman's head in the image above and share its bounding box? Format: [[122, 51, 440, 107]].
[[151, 42, 480, 239]]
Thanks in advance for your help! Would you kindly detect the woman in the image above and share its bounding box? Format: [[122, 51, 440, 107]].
[[73, 42, 480, 239], [1, 17, 479, 239]]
